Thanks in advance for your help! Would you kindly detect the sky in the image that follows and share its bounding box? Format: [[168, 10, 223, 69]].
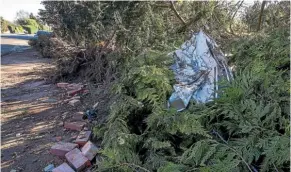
[[0, 0, 256, 23], [0, 0, 44, 22]]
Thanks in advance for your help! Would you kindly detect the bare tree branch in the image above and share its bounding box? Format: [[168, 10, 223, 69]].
[[257, 1, 267, 31], [229, 0, 244, 34], [212, 130, 253, 172], [170, 1, 186, 25]]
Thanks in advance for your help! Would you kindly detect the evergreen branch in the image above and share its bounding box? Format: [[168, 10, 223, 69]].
[[272, 162, 279, 172], [170, 1, 186, 25], [212, 130, 253, 172], [120, 162, 151, 172], [257, 1, 267, 31], [229, 0, 244, 35]]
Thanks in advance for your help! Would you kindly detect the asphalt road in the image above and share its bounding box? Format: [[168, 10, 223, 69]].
[[1, 34, 34, 55]]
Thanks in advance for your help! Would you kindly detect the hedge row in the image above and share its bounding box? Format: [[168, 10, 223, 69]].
[[7, 25, 24, 33], [22, 25, 38, 34]]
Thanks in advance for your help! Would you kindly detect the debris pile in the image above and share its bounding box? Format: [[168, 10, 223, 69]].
[[57, 83, 89, 107], [49, 113, 98, 172], [46, 83, 99, 172], [168, 30, 233, 111]]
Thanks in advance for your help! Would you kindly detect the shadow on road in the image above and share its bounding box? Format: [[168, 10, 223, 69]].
[[1, 34, 34, 41]]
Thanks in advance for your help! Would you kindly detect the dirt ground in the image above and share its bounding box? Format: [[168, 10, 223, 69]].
[[1, 50, 95, 172]]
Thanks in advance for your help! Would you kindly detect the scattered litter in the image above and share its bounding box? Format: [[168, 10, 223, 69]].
[[84, 109, 97, 121], [10, 169, 17, 172], [16, 133, 21, 137], [44, 164, 55, 172], [92, 102, 99, 110], [168, 30, 233, 111]]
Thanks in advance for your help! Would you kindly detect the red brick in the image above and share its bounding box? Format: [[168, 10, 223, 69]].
[[81, 141, 99, 161], [65, 148, 91, 171], [71, 112, 84, 121], [57, 82, 69, 88], [67, 88, 84, 97], [50, 142, 78, 157], [64, 122, 86, 131], [82, 89, 89, 94], [52, 163, 75, 172], [74, 131, 91, 146], [68, 99, 81, 107], [55, 136, 62, 142], [64, 97, 81, 103], [67, 83, 83, 90]]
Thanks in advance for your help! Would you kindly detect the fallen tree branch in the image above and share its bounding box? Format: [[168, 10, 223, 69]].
[[170, 1, 186, 25], [229, 0, 244, 34], [176, 11, 204, 33]]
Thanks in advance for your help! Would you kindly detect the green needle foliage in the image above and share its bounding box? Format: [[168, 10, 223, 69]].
[[94, 27, 289, 172], [36, 1, 290, 171]]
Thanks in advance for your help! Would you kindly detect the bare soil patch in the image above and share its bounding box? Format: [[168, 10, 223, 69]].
[[1, 50, 90, 172]]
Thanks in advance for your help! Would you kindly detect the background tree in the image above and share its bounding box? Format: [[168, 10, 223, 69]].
[[1, 17, 9, 33], [29, 13, 37, 20], [15, 10, 30, 25]]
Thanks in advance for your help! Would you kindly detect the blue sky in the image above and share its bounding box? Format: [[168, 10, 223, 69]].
[[0, 0, 44, 22]]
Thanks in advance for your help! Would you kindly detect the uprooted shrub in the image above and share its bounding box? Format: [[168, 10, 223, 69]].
[[29, 34, 119, 83], [32, 34, 70, 56], [93, 28, 290, 171], [33, 2, 289, 170]]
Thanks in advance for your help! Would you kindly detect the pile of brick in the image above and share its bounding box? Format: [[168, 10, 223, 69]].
[[50, 83, 97, 172], [50, 117, 98, 172], [57, 83, 89, 107]]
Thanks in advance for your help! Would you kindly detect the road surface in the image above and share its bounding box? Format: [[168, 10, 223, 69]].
[[1, 34, 34, 55]]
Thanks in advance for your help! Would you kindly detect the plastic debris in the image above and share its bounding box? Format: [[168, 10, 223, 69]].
[[92, 102, 99, 110], [168, 30, 233, 111], [44, 164, 55, 172], [84, 109, 97, 121]]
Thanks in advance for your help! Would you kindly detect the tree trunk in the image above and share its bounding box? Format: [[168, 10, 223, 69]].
[[257, 1, 267, 31]]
